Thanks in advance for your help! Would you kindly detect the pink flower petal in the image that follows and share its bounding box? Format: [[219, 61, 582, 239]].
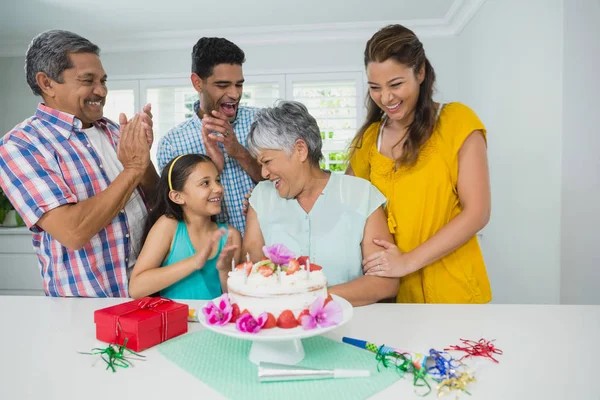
[[218, 300, 232, 315], [262, 244, 295, 265], [207, 313, 220, 325], [202, 301, 216, 317], [255, 313, 268, 328], [217, 294, 232, 313], [318, 300, 343, 327], [309, 296, 326, 317], [235, 312, 267, 333], [235, 313, 253, 332], [217, 311, 232, 325], [202, 296, 233, 326], [300, 314, 317, 330]]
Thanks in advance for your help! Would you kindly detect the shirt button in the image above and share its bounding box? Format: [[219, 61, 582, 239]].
[[87, 144, 91, 148], [125, 258, 129, 262], [120, 210, 125, 215], [125, 234, 130, 238], [99, 164, 103, 169]]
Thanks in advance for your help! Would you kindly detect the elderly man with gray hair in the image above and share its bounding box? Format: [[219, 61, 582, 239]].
[[0, 30, 157, 297], [242, 101, 399, 306]]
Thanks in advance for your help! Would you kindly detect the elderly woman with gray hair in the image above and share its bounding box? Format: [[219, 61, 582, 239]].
[[243, 101, 398, 306]]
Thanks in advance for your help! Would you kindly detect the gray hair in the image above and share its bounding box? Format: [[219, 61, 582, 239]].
[[25, 30, 100, 96], [248, 100, 323, 166]]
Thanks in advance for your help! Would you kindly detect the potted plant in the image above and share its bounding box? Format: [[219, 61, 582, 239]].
[[0, 189, 25, 227]]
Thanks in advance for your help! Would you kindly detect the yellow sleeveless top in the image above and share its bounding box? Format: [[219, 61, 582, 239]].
[[350, 102, 492, 303]]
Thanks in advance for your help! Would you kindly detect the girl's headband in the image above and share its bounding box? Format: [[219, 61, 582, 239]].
[[168, 155, 185, 191]]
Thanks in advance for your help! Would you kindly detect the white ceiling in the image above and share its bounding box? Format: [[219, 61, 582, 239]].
[[0, 0, 485, 57]]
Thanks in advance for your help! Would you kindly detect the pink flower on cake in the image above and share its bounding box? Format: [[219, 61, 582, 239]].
[[236, 312, 269, 333], [202, 294, 233, 326], [300, 296, 343, 330], [262, 243, 295, 265]]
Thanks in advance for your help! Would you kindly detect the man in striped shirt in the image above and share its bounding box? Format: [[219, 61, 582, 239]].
[[157, 37, 262, 236], [0, 30, 157, 297]]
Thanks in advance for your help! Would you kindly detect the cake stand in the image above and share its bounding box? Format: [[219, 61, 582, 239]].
[[199, 294, 353, 365]]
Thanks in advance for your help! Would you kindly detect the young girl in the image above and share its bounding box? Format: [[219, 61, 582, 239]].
[[348, 24, 492, 303], [128, 154, 241, 299]]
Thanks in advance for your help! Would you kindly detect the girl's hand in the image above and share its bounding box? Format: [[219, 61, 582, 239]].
[[216, 233, 239, 272], [193, 228, 227, 270], [363, 239, 416, 278]]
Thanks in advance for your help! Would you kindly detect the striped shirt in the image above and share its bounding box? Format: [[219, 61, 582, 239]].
[[157, 101, 258, 235], [0, 103, 146, 297]]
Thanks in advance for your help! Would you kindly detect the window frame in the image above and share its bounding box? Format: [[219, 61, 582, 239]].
[[107, 71, 366, 172], [104, 79, 140, 121], [286, 72, 365, 171]]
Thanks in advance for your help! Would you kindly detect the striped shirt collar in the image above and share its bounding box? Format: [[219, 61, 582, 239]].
[[34, 103, 111, 139]]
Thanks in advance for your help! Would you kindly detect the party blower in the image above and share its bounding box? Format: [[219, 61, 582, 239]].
[[258, 362, 371, 383]]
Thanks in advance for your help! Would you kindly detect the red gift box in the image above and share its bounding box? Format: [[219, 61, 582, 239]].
[[94, 297, 189, 352]]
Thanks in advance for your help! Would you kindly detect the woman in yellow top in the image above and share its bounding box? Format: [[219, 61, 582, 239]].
[[347, 24, 492, 303]]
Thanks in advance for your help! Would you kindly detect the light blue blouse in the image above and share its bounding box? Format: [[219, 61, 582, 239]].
[[249, 172, 386, 286]]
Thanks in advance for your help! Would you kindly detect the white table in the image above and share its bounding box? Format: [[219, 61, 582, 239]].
[[0, 296, 597, 399]]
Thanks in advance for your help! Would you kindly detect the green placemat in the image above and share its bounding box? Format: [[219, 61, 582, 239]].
[[158, 330, 401, 400]]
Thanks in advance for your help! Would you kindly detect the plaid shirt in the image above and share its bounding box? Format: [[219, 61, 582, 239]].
[[157, 101, 258, 235], [0, 103, 144, 297]]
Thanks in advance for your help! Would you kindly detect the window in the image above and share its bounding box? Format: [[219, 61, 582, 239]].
[[287, 73, 363, 172], [104, 80, 138, 124], [140, 77, 284, 166], [241, 82, 282, 108], [110, 73, 363, 171], [103, 90, 135, 123]]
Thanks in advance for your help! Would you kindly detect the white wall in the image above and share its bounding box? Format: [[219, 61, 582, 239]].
[[458, 0, 564, 304], [0, 57, 38, 134], [560, 0, 600, 304]]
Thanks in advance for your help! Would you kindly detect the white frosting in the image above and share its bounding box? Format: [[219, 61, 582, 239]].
[[227, 265, 328, 318]]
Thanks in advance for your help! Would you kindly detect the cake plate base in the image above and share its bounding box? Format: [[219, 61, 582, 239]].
[[199, 294, 353, 365]]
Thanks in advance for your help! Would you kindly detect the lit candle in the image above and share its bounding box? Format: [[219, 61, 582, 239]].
[[231, 258, 235, 272], [246, 252, 250, 262]]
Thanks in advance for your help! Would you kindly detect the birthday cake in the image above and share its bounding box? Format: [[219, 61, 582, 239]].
[[224, 244, 337, 330]]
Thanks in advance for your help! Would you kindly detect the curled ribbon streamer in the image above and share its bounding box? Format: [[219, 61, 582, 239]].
[[426, 349, 463, 382], [445, 338, 503, 363], [437, 371, 476, 398], [375, 345, 431, 397], [79, 339, 145, 373], [114, 298, 172, 345]]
